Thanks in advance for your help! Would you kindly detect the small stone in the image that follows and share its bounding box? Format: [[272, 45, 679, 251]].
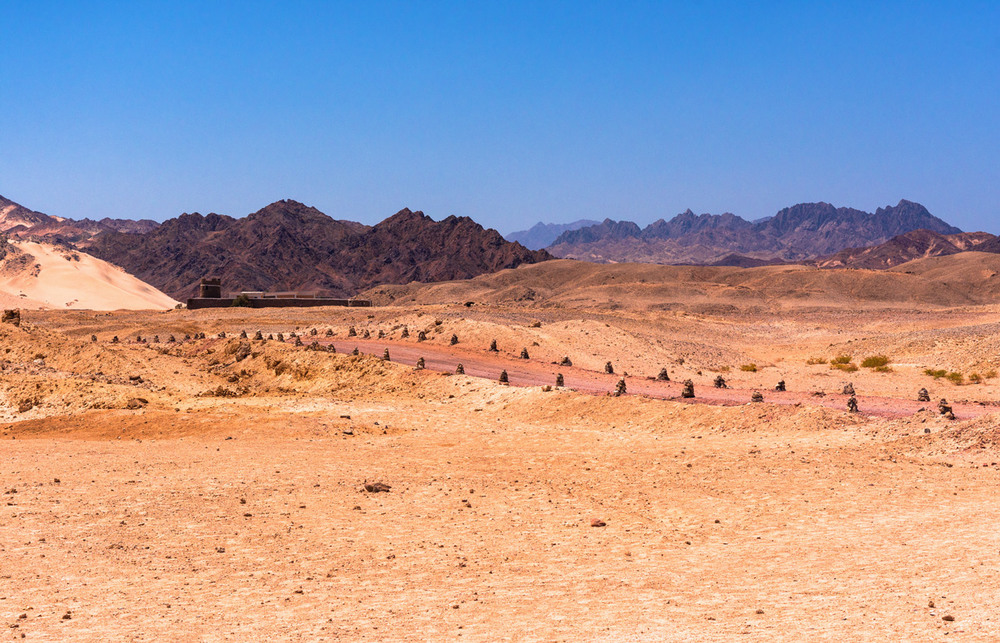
[[590, 519, 606, 527], [942, 615, 955, 622], [364, 482, 391, 493]]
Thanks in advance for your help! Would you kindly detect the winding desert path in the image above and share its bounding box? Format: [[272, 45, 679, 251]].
[[317, 337, 993, 421]]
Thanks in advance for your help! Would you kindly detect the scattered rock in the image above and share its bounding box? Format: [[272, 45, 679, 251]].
[[590, 518, 606, 527], [938, 398, 956, 420], [775, 380, 786, 391], [657, 368, 670, 381], [126, 398, 148, 410], [1, 309, 21, 326], [364, 482, 391, 493], [234, 342, 251, 362], [348, 326, 357, 337], [681, 380, 695, 398], [847, 396, 859, 413], [560, 356, 572, 366], [401, 327, 409, 338], [417, 330, 427, 342], [498, 370, 509, 384], [751, 391, 764, 403]]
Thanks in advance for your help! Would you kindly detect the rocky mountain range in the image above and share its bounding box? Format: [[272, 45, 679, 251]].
[[505, 219, 600, 250], [812, 229, 998, 270], [0, 194, 159, 241], [86, 199, 551, 299], [546, 200, 963, 264]]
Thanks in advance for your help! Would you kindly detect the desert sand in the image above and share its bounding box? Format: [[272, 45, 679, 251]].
[[0, 241, 178, 310], [3, 258, 1000, 640]]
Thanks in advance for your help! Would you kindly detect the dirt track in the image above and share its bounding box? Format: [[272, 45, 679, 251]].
[[325, 338, 990, 421]]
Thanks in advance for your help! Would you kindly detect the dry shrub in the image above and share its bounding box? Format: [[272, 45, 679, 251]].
[[861, 355, 890, 369]]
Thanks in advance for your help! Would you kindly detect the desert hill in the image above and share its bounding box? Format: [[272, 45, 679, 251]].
[[87, 200, 551, 299], [814, 229, 997, 269], [548, 199, 962, 264], [365, 253, 1000, 310], [0, 240, 178, 310]]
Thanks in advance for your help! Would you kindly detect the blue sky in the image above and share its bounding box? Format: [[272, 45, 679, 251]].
[[1, 1, 997, 232]]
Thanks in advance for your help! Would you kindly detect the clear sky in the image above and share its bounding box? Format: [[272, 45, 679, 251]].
[[1, 1, 997, 233]]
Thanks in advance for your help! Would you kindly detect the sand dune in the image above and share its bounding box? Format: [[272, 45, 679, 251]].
[[0, 240, 178, 310]]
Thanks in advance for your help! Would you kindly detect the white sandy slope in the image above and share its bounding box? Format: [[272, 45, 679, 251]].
[[0, 241, 178, 310]]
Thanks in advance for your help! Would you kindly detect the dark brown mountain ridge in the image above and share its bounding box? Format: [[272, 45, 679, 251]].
[[87, 199, 551, 299]]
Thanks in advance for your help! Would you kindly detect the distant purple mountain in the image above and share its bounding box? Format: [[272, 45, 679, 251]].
[[506, 219, 600, 250], [548, 200, 962, 264]]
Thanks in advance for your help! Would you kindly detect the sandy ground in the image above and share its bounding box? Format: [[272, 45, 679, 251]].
[[4, 266, 1000, 640], [0, 241, 177, 310]]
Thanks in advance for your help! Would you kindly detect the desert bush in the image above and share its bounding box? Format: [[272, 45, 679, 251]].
[[861, 355, 890, 368], [969, 373, 983, 384], [985, 370, 998, 379], [740, 363, 758, 372], [924, 368, 947, 379], [831, 355, 853, 365], [946, 372, 964, 385], [231, 293, 251, 307], [873, 365, 893, 373], [806, 357, 828, 365], [831, 362, 859, 373]]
